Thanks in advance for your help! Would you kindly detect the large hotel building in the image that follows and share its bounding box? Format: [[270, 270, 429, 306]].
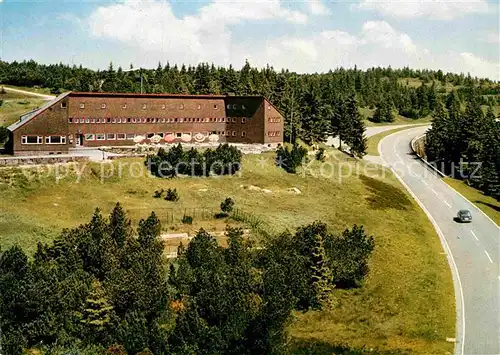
[[7, 92, 285, 156]]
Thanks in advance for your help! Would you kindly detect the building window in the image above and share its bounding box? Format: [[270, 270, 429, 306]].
[[174, 118, 179, 123], [85, 118, 90, 124], [79, 118, 85, 123], [45, 136, 66, 144], [147, 133, 155, 138], [232, 104, 237, 109], [161, 104, 166, 110], [101, 103, 106, 109], [142, 118, 147, 123], [112, 118, 116, 123], [107, 118, 111, 123], [241, 131, 246, 137], [117, 118, 122, 123], [68, 118, 73, 123], [60, 102, 67, 109], [226, 104, 231, 109], [96, 134, 105, 141], [107, 133, 116, 140], [132, 118, 136, 123], [85, 134, 95, 141], [91, 118, 96, 124], [232, 117, 236, 123], [122, 104, 127, 109], [117, 133, 126, 140], [142, 104, 147, 110], [80, 103, 85, 109], [176, 132, 182, 138], [161, 118, 166, 123], [242, 104, 246, 109], [232, 131, 236, 136], [21, 135, 43, 144], [241, 117, 246, 124], [157, 132, 164, 138], [127, 118, 131, 123], [126, 133, 135, 140], [97, 118, 101, 123], [268, 105, 271, 110], [214, 104, 218, 109], [197, 104, 201, 110]]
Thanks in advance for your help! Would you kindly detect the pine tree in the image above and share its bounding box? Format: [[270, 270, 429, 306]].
[[80, 279, 115, 342], [108, 202, 131, 248]]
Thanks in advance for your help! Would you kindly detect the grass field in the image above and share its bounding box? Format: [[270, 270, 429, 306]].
[[0, 97, 46, 126], [443, 177, 500, 225], [0, 147, 455, 353]]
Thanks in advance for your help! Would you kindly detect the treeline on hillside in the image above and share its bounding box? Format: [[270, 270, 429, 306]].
[[425, 92, 500, 200], [0, 204, 374, 354], [1, 60, 498, 144]]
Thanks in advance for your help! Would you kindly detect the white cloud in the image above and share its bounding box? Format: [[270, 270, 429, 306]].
[[354, 0, 490, 20], [86, 1, 499, 80], [481, 31, 500, 44], [307, 0, 330, 15]]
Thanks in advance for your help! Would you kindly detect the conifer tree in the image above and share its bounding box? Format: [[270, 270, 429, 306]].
[[80, 279, 115, 343]]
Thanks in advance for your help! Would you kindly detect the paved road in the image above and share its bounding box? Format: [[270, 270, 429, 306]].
[[3, 86, 55, 100], [379, 126, 500, 355], [326, 123, 428, 148]]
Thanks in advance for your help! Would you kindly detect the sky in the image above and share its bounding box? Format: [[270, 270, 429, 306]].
[[0, 0, 498, 79]]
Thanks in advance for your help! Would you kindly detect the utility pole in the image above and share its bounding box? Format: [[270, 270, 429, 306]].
[[140, 69, 143, 94]]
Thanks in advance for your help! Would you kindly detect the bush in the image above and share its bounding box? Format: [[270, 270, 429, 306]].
[[153, 189, 164, 198], [181, 215, 193, 224], [324, 224, 375, 288], [164, 188, 179, 201], [146, 143, 242, 178], [276, 144, 308, 173], [220, 197, 234, 214], [315, 148, 325, 162]]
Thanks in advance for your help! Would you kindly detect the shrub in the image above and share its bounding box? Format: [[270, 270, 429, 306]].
[[220, 197, 234, 214], [276, 144, 308, 173], [153, 189, 164, 198], [324, 224, 375, 288], [315, 148, 325, 162], [165, 188, 179, 201], [181, 215, 193, 224], [146, 143, 242, 178]]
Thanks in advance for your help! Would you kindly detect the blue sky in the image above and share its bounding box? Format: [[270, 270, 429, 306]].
[[0, 0, 499, 79]]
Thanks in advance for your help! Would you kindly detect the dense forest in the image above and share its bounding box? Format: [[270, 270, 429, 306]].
[[0, 60, 498, 144], [0, 204, 374, 354], [425, 94, 500, 201]]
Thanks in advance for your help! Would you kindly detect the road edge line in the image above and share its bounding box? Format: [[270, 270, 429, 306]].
[[379, 130, 465, 355], [409, 131, 499, 229]]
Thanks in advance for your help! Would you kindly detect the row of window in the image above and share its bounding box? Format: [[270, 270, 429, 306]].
[[62, 102, 252, 111], [68, 117, 248, 124], [84, 131, 247, 141], [268, 117, 282, 123], [21, 135, 67, 145], [268, 131, 281, 137]]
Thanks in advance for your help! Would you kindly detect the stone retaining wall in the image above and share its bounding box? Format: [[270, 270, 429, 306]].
[[0, 155, 88, 167]]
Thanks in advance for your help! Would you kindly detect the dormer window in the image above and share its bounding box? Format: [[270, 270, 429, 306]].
[[161, 104, 166, 110], [79, 103, 85, 109], [197, 104, 201, 110], [214, 104, 218, 109], [179, 104, 184, 110], [142, 104, 147, 110], [242, 104, 246, 109], [101, 103, 106, 109], [60, 102, 67, 109], [122, 104, 127, 109]]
